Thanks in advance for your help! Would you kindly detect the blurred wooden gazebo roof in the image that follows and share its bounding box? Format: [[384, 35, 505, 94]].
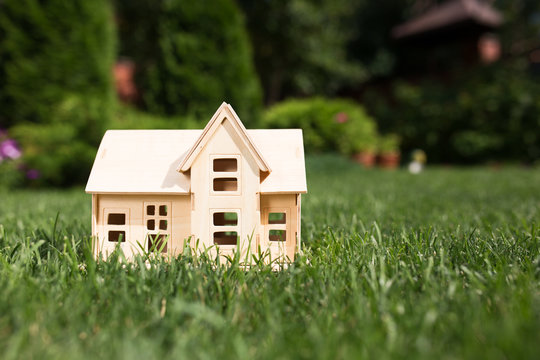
[[392, 0, 503, 39]]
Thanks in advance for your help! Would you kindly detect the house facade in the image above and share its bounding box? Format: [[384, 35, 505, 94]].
[[85, 103, 307, 262]]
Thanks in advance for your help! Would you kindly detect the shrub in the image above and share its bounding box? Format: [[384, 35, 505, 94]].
[[365, 61, 540, 163], [262, 98, 379, 155], [0, 0, 115, 185], [116, 0, 262, 125]]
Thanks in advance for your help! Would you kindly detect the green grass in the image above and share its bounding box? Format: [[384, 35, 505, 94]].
[[0, 155, 539, 359]]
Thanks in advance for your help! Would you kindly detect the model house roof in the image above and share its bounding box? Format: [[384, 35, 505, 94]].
[[392, 0, 503, 39], [85, 123, 307, 195], [178, 102, 271, 173]]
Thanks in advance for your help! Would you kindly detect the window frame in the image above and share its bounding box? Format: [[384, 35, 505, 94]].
[[263, 208, 289, 243], [210, 154, 241, 195], [144, 201, 172, 253], [103, 208, 130, 244]]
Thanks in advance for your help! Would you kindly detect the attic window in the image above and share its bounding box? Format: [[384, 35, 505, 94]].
[[213, 158, 237, 172], [213, 178, 238, 192]]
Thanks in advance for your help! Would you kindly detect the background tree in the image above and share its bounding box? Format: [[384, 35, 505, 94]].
[[0, 0, 115, 185], [239, 0, 368, 105], [115, 0, 262, 124]]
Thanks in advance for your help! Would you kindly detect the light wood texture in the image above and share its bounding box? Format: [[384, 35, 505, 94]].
[[260, 194, 299, 261], [94, 194, 191, 258]]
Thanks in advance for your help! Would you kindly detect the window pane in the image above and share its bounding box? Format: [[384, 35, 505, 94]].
[[159, 205, 167, 216], [148, 234, 167, 253], [159, 220, 168, 230], [269, 229, 286, 242], [147, 219, 155, 230], [108, 230, 126, 242], [213, 231, 238, 245], [213, 178, 237, 191], [213, 212, 238, 226], [107, 213, 125, 225], [147, 205, 155, 216], [213, 158, 237, 172], [268, 212, 286, 224]]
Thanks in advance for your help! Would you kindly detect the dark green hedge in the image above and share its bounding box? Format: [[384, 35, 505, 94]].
[[116, 0, 262, 125], [0, 0, 115, 185]]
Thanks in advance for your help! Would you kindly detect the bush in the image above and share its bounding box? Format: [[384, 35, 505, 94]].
[[116, 0, 262, 125], [0, 0, 115, 185], [262, 98, 379, 155], [365, 61, 540, 163]]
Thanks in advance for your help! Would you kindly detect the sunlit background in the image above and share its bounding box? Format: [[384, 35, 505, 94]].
[[0, 0, 539, 187]]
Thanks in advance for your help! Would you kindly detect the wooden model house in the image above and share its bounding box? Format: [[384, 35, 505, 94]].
[[85, 103, 307, 262]]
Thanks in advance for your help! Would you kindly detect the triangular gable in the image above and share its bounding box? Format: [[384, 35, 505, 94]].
[[177, 102, 271, 173]]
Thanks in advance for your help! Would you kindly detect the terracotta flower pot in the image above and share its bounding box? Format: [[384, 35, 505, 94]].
[[379, 152, 401, 169], [353, 151, 376, 168]]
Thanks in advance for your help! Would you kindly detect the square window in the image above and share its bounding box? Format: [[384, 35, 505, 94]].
[[108, 230, 126, 242], [269, 229, 286, 242], [213, 178, 238, 192], [147, 219, 155, 230], [159, 220, 168, 230], [107, 213, 126, 225], [213, 212, 238, 226], [147, 205, 155, 216], [159, 205, 168, 216], [268, 212, 286, 224], [213, 158, 237, 172], [213, 231, 238, 245]]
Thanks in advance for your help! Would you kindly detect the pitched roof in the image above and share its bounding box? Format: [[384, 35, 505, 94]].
[[177, 102, 271, 173], [392, 0, 503, 39], [85, 129, 307, 194]]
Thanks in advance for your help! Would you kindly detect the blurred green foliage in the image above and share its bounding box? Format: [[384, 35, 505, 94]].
[[0, 0, 115, 186], [262, 98, 378, 155], [115, 0, 262, 125], [366, 61, 540, 163], [239, 0, 369, 104]]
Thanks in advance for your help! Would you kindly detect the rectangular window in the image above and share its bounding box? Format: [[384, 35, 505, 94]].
[[268, 212, 286, 224], [159, 220, 168, 231], [147, 219, 155, 230], [214, 231, 238, 245], [213, 178, 238, 192], [147, 205, 155, 216], [213, 212, 238, 226], [269, 229, 286, 242], [159, 205, 168, 216], [213, 158, 237, 172], [108, 230, 126, 242], [107, 213, 126, 225]]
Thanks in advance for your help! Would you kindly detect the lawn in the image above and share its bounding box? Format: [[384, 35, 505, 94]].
[[0, 155, 539, 359]]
